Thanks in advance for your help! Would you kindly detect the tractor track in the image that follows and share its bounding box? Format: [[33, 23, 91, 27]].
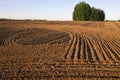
[[64, 32, 120, 64], [0, 28, 70, 46]]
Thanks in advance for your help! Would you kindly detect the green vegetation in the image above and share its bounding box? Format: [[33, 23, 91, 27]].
[[73, 1, 105, 21], [90, 7, 105, 21], [73, 2, 91, 21]]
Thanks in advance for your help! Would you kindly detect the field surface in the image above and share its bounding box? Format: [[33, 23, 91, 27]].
[[0, 21, 120, 80]]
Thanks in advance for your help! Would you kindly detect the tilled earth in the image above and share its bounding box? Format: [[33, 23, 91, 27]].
[[0, 21, 120, 80]]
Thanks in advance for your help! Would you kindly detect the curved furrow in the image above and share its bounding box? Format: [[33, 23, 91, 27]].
[[64, 33, 74, 59], [85, 38, 93, 62], [70, 34, 77, 60], [4, 39, 10, 46], [98, 38, 114, 63], [110, 41, 120, 52], [82, 35, 88, 62], [79, 35, 84, 62], [83, 35, 103, 62], [0, 32, 19, 46], [109, 41, 120, 55], [112, 40, 120, 51], [93, 37, 110, 62], [84, 35, 104, 62], [77, 36, 82, 60], [114, 40, 120, 45], [0, 39, 4, 45], [2, 35, 16, 46], [0, 38, 5, 46], [64, 32, 120, 64], [88, 35, 106, 62], [3, 38, 9, 46], [80, 34, 98, 62], [7, 36, 14, 46], [64, 33, 77, 61], [103, 40, 120, 62], [91, 38, 105, 62], [84, 38, 93, 61], [73, 35, 80, 61], [103, 41, 118, 62], [86, 38, 100, 62]]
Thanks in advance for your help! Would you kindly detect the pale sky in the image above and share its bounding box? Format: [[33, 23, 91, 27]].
[[0, 0, 120, 20]]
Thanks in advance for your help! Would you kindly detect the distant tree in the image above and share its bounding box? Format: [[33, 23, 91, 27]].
[[118, 19, 120, 22], [73, 1, 105, 21], [90, 7, 105, 21], [73, 1, 91, 21]]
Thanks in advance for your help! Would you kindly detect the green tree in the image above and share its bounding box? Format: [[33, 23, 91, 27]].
[[118, 19, 120, 22], [73, 1, 91, 21], [90, 7, 105, 21], [73, 1, 105, 21]]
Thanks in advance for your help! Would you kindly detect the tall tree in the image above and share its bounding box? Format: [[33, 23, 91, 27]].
[[90, 7, 105, 21], [73, 2, 105, 21], [73, 1, 91, 21]]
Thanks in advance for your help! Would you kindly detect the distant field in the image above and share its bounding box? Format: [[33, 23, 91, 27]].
[[0, 21, 120, 80]]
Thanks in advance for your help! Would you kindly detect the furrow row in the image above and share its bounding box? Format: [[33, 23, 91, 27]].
[[65, 33, 120, 64]]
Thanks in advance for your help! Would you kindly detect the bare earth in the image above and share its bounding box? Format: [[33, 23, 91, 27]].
[[0, 21, 120, 80]]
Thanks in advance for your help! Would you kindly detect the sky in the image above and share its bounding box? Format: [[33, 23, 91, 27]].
[[0, 0, 120, 20]]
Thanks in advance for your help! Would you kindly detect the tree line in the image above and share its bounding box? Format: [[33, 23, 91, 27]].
[[73, 1, 105, 21]]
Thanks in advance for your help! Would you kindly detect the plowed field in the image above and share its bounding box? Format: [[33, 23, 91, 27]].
[[0, 21, 120, 80]]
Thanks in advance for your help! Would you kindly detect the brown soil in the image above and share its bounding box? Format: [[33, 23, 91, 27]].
[[0, 21, 120, 80]]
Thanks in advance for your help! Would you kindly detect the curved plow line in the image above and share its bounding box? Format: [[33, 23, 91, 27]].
[[111, 43, 120, 53], [86, 38, 100, 62], [114, 40, 120, 46], [64, 33, 74, 59], [104, 40, 120, 61], [73, 35, 80, 61], [83, 36, 99, 61], [95, 37, 111, 63], [81, 35, 88, 62], [1, 35, 17, 46], [0, 38, 5, 46], [89, 35, 107, 61], [101, 39, 118, 62], [64, 33, 77, 61], [83, 37, 90, 61], [6, 38, 11, 46], [10, 35, 19, 45], [79, 35, 84, 62], [103, 39, 117, 61], [89, 36, 111, 62], [90, 35, 97, 42], [9, 36, 14, 46], [0, 40, 4, 46], [3, 38, 9, 46], [68, 34, 77, 60], [85, 38, 93, 62], [107, 41, 120, 61], [112, 40, 120, 50], [77, 36, 81, 60], [80, 34, 96, 62], [114, 40, 120, 45], [89, 37, 106, 62], [109, 41, 120, 55], [99, 38, 114, 63], [83, 34, 104, 62]]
